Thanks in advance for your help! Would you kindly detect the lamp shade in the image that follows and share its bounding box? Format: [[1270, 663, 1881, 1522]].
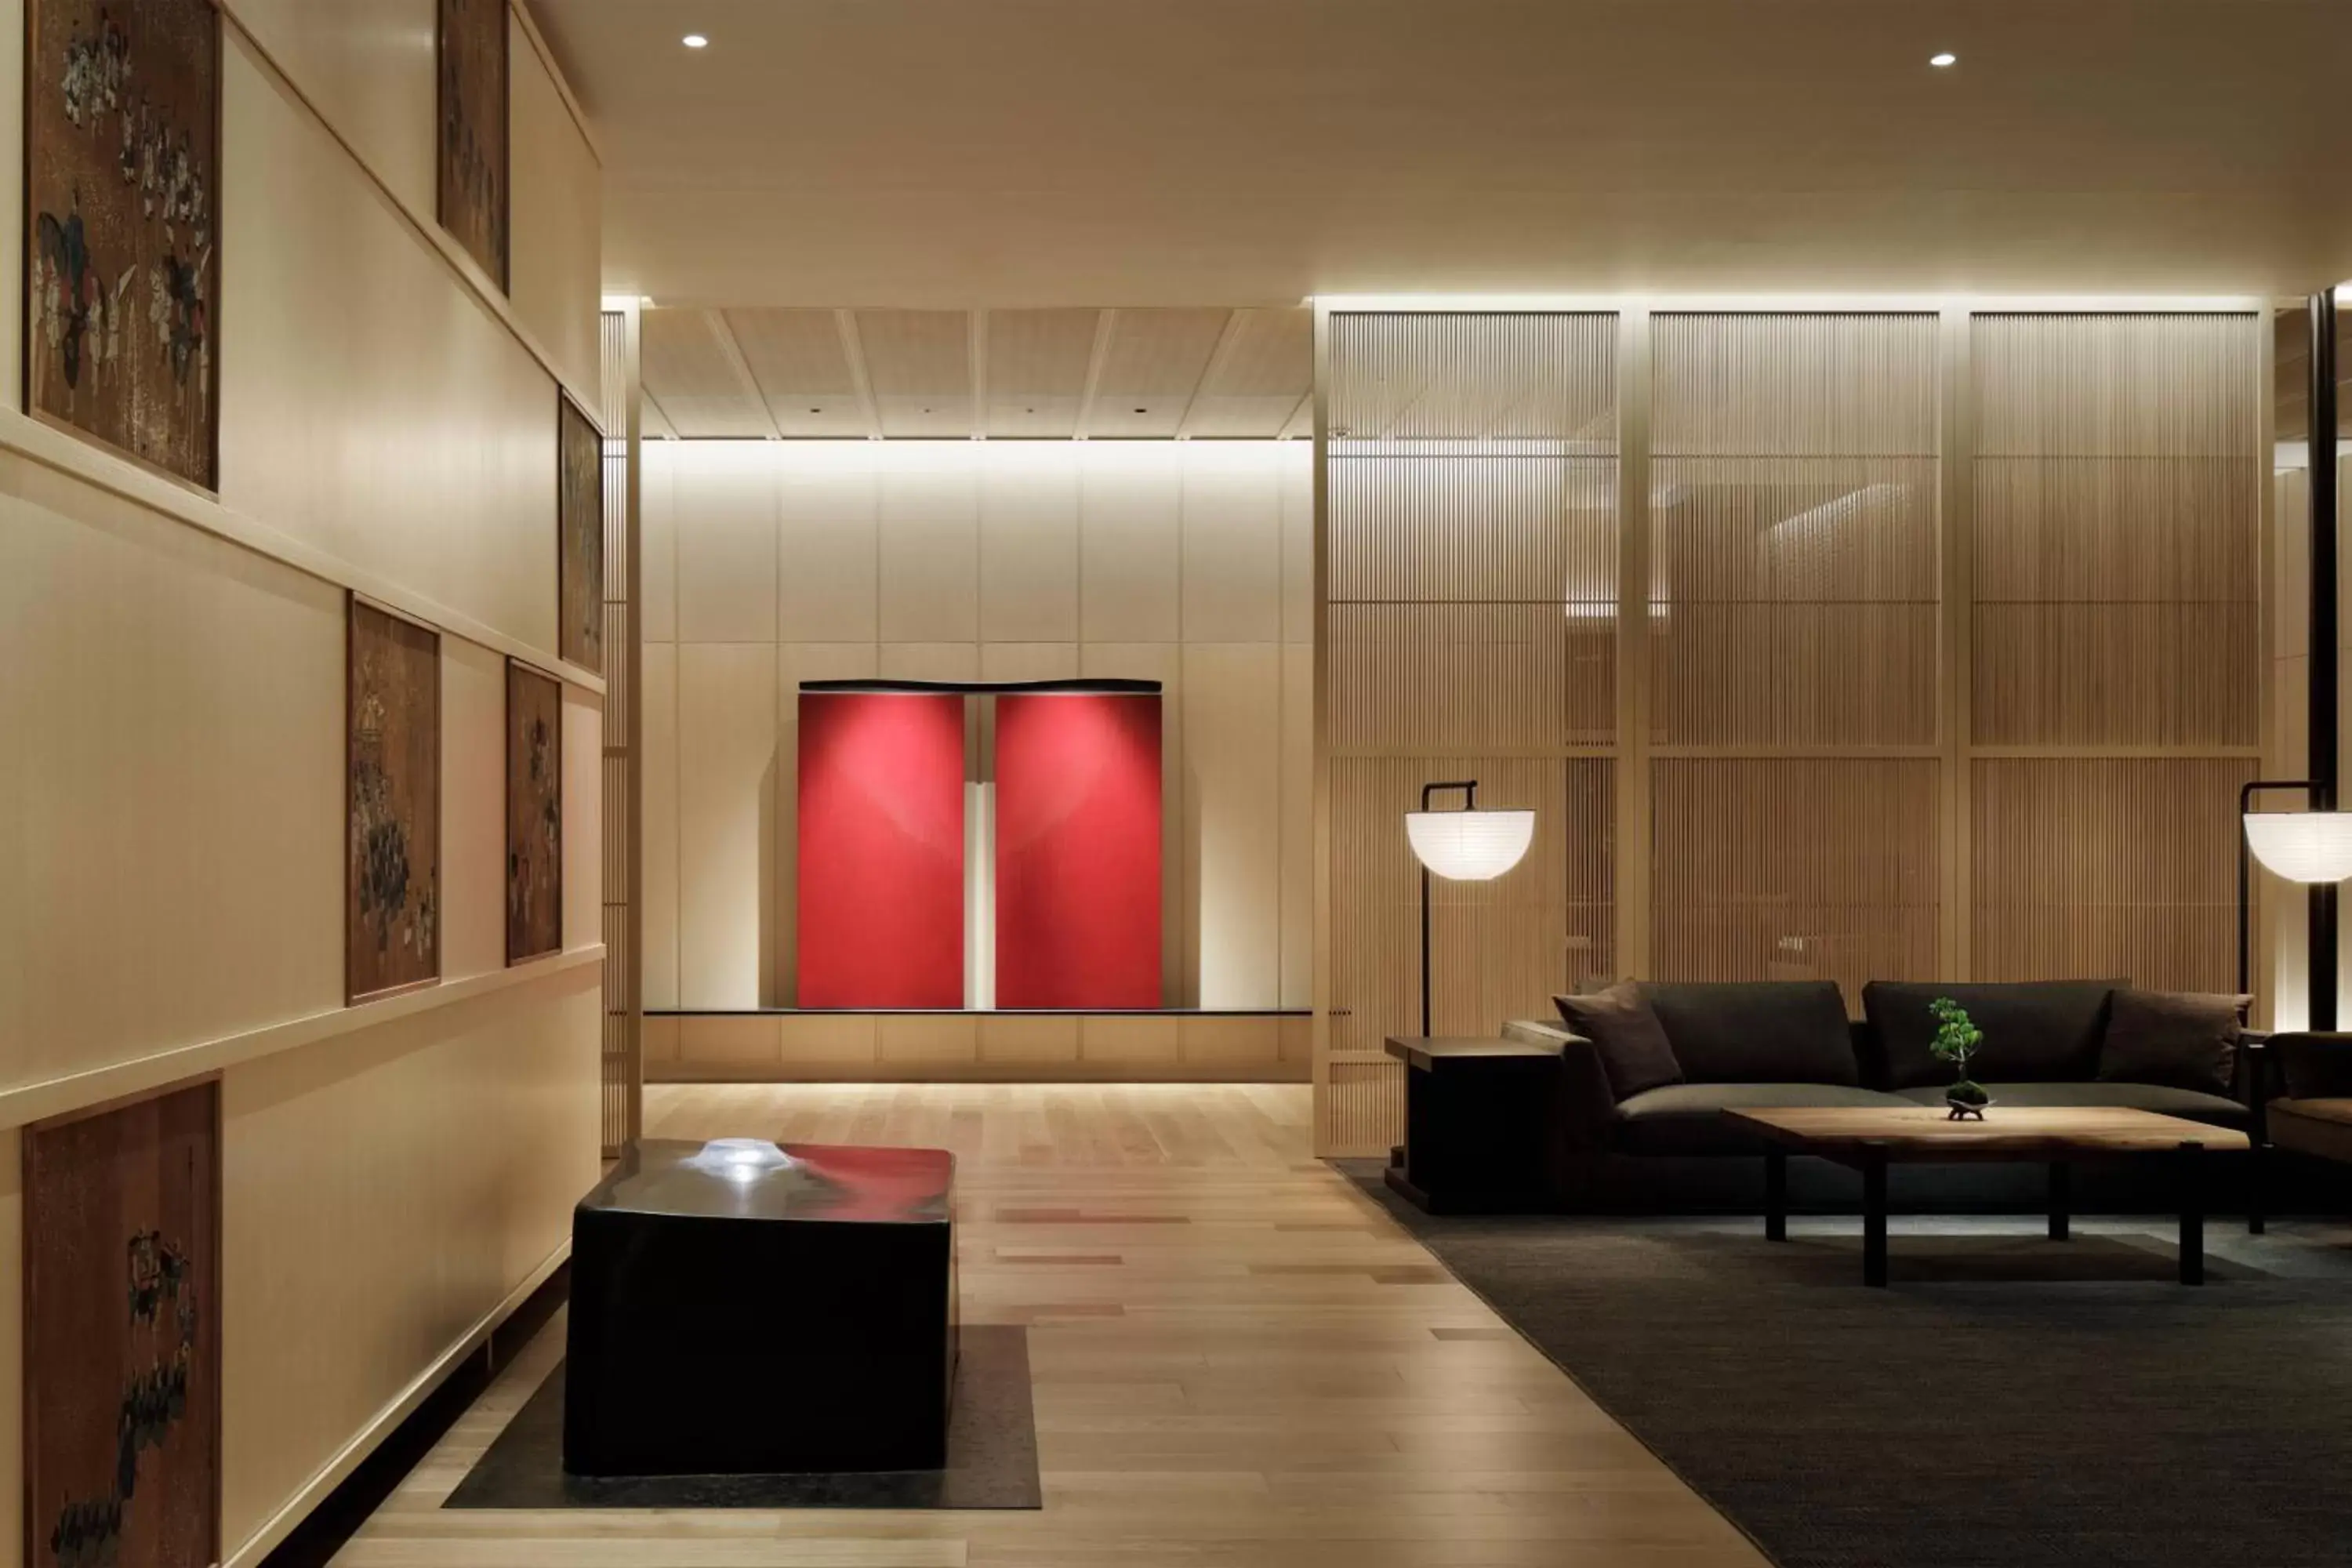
[[1405, 809, 1536, 881], [2245, 811, 2352, 884]]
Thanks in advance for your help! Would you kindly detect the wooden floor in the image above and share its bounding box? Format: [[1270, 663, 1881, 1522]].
[[335, 1083, 1766, 1567]]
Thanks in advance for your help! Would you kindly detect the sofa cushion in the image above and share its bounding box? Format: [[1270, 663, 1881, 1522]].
[[1889, 1081, 2249, 1130], [1638, 981, 1859, 1086], [1613, 1082, 1909, 1156], [1555, 982, 1682, 1099], [1862, 981, 2122, 1090], [2098, 987, 2246, 1096], [2269, 1099, 2352, 1164]]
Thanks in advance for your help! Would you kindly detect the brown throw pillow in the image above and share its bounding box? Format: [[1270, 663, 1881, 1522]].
[[2097, 988, 2248, 1096], [1555, 982, 1682, 1100]]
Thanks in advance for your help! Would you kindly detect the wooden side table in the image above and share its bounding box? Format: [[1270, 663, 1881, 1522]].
[[1382, 1036, 1565, 1214]]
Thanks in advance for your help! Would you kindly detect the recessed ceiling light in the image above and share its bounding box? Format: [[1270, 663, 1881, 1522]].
[[682, 33, 709, 49], [1929, 51, 1957, 67]]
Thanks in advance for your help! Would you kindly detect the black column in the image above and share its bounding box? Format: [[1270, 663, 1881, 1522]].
[[2313, 291, 2340, 1029]]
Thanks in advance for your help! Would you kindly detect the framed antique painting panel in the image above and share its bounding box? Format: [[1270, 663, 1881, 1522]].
[[506, 658, 562, 964], [24, 0, 222, 488], [558, 390, 604, 673], [25, 1079, 221, 1568], [437, 0, 509, 289], [347, 597, 442, 1003]]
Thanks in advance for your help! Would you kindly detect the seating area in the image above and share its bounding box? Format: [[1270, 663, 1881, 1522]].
[[1522, 978, 2253, 1165]]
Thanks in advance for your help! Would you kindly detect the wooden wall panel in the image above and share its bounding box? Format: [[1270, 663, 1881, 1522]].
[[506, 13, 603, 410], [0, 455, 343, 1094], [220, 972, 598, 1547], [1971, 314, 2262, 748], [1327, 313, 1617, 442], [1651, 759, 1940, 1004], [219, 36, 557, 655], [1972, 758, 2252, 990], [223, 0, 435, 218], [1650, 314, 1940, 746], [1322, 311, 1619, 1155]]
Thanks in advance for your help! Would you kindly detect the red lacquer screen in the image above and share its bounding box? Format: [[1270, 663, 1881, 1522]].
[[995, 693, 1163, 1009], [797, 692, 966, 1007]]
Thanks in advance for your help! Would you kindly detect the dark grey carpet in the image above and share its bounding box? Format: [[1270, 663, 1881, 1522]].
[[444, 1324, 1039, 1510], [1343, 1162, 2352, 1568]]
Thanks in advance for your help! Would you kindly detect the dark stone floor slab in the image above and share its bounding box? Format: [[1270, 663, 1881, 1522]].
[[443, 1324, 1039, 1510]]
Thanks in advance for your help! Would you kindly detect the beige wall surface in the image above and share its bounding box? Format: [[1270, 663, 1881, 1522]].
[[641, 438, 1314, 1024], [0, 0, 602, 1561], [509, 10, 607, 410]]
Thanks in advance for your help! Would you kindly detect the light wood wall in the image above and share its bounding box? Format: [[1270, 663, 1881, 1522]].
[[641, 437, 1314, 1080], [0, 3, 605, 1562], [1317, 305, 2268, 1156]]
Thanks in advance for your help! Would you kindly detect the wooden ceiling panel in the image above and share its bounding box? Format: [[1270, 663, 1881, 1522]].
[[726, 307, 866, 436], [855, 309, 975, 436], [1085, 309, 1230, 437], [641, 307, 773, 437], [985, 309, 1100, 437]]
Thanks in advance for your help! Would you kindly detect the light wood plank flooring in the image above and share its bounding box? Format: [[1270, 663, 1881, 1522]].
[[333, 1083, 1766, 1567]]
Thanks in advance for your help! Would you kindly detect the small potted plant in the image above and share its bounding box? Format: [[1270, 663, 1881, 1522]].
[[1929, 997, 1991, 1120]]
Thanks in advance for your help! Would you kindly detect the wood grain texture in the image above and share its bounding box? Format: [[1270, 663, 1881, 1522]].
[[434, 0, 505, 289], [1970, 314, 2262, 748], [1650, 314, 1940, 748], [1651, 758, 1940, 1006], [321, 1083, 1766, 1568], [1972, 757, 2252, 989], [505, 659, 561, 964], [348, 598, 441, 1004], [1323, 312, 1620, 1156], [1729, 1104, 2252, 1157], [26, 1080, 220, 1568], [25, 0, 221, 488]]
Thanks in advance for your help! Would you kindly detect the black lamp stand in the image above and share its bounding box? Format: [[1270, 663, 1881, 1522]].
[[1417, 780, 1479, 1038]]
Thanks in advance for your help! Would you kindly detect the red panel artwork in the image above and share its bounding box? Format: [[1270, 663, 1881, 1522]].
[[995, 693, 1164, 1009], [797, 693, 966, 1007]]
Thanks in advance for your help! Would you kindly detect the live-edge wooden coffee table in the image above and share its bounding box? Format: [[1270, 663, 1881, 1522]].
[[1724, 1105, 2251, 1287]]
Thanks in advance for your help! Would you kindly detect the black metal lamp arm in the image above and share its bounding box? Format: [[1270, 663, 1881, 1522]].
[[1418, 780, 1479, 1039]]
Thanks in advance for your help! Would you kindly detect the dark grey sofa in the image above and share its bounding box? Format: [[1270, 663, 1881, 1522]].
[[1506, 979, 2254, 1171]]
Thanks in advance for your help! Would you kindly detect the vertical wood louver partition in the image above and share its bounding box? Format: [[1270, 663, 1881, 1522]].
[[1323, 314, 1621, 1154], [1647, 314, 1944, 1000], [1316, 303, 2268, 1157], [601, 307, 643, 1154], [1967, 314, 2264, 989]]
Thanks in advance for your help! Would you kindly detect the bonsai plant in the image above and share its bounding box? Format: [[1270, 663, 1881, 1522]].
[[1929, 997, 1991, 1120]]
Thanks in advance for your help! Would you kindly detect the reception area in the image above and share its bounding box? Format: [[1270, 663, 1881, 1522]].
[[9, 3, 2352, 1568]]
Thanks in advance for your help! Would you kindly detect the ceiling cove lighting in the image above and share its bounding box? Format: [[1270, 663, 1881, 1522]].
[[682, 33, 710, 49], [1929, 52, 1958, 67]]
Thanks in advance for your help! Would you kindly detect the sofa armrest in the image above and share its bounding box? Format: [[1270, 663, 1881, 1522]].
[[1502, 1018, 1618, 1149], [2269, 1033, 2352, 1102]]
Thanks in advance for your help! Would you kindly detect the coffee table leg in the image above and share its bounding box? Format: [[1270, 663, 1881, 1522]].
[[1861, 1149, 1888, 1287], [2048, 1160, 2071, 1242], [1765, 1150, 1788, 1242], [2178, 1141, 2205, 1286], [2247, 1142, 2267, 1236]]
